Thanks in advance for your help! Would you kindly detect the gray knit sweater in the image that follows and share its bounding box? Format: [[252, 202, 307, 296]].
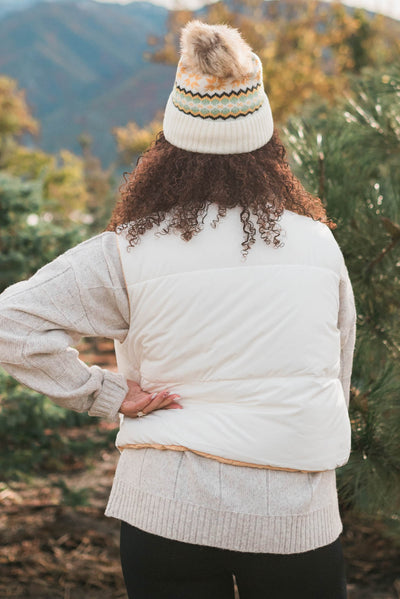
[[0, 230, 357, 553]]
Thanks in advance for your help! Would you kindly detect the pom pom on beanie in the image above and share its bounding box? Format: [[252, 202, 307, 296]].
[[180, 20, 254, 79]]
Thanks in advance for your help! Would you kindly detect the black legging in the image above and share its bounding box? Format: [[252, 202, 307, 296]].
[[120, 521, 348, 599]]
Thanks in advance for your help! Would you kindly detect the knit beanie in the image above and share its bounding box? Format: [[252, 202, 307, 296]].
[[163, 20, 274, 154]]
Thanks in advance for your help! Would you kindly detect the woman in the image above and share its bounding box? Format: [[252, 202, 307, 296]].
[[0, 20, 356, 599]]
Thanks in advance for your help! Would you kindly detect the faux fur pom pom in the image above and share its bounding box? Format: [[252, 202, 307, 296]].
[[180, 20, 254, 79]]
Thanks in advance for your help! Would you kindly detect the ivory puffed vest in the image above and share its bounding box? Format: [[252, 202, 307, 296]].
[[114, 204, 352, 472]]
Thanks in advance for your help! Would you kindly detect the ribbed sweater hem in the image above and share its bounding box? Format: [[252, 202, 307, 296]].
[[104, 478, 343, 554]]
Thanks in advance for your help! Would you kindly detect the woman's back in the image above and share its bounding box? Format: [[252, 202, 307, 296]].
[[115, 204, 351, 471]]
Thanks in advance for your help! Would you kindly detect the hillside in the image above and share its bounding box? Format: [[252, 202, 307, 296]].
[[0, 0, 85, 20], [0, 0, 174, 164], [1, 0, 399, 166]]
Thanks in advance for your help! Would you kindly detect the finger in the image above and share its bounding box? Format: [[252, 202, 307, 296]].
[[133, 393, 157, 412], [138, 392, 158, 410], [119, 401, 147, 418], [146, 390, 175, 411], [164, 401, 183, 410], [156, 393, 182, 409], [119, 391, 157, 417], [128, 391, 166, 416], [120, 392, 181, 417], [120, 400, 182, 417]]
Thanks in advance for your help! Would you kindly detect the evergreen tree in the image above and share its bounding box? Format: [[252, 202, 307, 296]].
[[0, 171, 84, 292], [283, 66, 400, 538], [0, 170, 92, 478], [78, 133, 116, 233]]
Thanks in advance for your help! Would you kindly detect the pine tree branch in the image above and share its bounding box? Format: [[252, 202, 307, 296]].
[[366, 217, 400, 272]]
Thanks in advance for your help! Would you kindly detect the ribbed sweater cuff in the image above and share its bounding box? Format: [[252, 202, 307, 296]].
[[105, 478, 343, 554], [88, 369, 128, 421]]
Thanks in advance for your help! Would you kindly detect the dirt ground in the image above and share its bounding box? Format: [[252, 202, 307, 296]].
[[1, 434, 399, 599]]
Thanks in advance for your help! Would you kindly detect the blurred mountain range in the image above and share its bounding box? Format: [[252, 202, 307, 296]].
[[0, 0, 175, 164], [0, 0, 399, 166], [0, 0, 77, 20]]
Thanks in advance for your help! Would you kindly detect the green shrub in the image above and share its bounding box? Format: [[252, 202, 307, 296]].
[[0, 369, 112, 479]]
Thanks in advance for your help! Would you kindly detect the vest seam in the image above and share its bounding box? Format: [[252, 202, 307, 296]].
[[115, 232, 132, 318], [122, 263, 340, 288], [140, 374, 341, 383]]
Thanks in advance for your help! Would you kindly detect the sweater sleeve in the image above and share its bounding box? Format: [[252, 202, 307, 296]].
[[337, 259, 357, 408], [0, 231, 130, 421]]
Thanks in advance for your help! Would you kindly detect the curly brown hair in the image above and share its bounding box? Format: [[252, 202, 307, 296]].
[[106, 128, 336, 259]]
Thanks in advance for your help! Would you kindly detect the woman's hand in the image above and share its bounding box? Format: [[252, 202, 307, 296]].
[[118, 380, 183, 418]]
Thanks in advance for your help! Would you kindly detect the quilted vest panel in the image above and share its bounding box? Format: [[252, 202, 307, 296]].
[[114, 205, 351, 471]]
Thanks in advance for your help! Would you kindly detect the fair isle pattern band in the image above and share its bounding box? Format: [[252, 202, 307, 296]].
[[172, 82, 264, 120], [171, 54, 265, 121]]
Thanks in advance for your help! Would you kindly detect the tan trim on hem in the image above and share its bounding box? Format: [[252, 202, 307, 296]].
[[117, 443, 327, 473]]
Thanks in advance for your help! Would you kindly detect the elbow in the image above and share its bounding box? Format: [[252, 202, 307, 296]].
[[0, 307, 26, 366]]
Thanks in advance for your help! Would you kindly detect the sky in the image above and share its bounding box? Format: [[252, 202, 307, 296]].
[[95, 0, 400, 19]]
